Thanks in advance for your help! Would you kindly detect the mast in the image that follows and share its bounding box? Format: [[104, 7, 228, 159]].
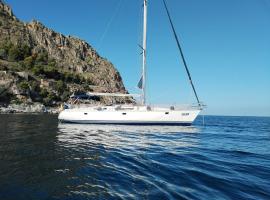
[[141, 0, 147, 105]]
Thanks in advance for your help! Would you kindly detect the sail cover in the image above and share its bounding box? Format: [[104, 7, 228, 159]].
[[137, 76, 143, 89]]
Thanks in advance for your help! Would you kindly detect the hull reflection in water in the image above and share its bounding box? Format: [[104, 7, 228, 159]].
[[57, 124, 200, 149]]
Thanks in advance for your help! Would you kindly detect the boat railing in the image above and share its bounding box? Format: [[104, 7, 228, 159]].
[[148, 104, 203, 110], [64, 103, 203, 111]]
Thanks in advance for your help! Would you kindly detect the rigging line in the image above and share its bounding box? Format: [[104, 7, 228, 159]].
[[137, 2, 143, 52], [162, 0, 201, 106], [97, 0, 123, 49]]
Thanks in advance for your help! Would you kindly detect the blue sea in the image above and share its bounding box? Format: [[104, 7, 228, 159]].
[[0, 114, 269, 199]]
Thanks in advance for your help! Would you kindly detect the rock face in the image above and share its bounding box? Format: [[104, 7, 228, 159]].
[[0, 0, 14, 19], [26, 20, 126, 92], [0, 1, 132, 109]]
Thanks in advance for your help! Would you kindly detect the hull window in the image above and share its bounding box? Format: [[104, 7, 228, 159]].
[[182, 113, 189, 116]]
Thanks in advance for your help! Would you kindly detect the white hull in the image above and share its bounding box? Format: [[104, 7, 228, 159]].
[[58, 105, 201, 125]]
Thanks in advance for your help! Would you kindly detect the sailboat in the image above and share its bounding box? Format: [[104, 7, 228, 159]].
[[58, 0, 204, 125]]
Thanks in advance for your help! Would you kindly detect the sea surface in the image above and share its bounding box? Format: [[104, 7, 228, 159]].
[[0, 114, 269, 200]]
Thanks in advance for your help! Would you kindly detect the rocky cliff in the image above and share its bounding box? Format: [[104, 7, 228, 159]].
[[0, 0, 131, 112]]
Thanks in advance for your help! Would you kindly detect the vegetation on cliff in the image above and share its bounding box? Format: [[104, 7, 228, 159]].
[[0, 1, 131, 108], [0, 40, 93, 106]]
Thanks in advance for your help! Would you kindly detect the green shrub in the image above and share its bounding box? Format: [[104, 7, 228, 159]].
[[0, 48, 7, 59], [55, 80, 65, 93], [6, 43, 31, 61], [48, 58, 57, 67], [29, 80, 40, 92], [17, 62, 26, 71], [0, 41, 29, 61], [0, 41, 10, 60], [48, 92, 56, 100], [20, 44, 31, 59], [39, 88, 48, 98], [43, 65, 59, 79], [24, 56, 35, 69], [18, 81, 29, 90], [32, 65, 44, 76], [7, 63, 23, 72], [62, 72, 73, 82], [8, 45, 22, 61], [43, 92, 58, 105], [31, 62, 62, 79], [35, 52, 48, 65], [0, 41, 12, 52]]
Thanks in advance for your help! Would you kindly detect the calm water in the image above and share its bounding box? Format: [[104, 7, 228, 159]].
[[0, 114, 270, 200]]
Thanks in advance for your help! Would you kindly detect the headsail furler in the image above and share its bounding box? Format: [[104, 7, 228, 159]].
[[163, 0, 201, 106]]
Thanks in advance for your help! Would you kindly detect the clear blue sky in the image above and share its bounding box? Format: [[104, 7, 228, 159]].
[[5, 0, 270, 116]]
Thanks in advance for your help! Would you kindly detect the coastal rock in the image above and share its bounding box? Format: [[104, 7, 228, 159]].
[[0, 1, 133, 111], [0, 0, 15, 19], [0, 102, 46, 113], [26, 20, 126, 93]]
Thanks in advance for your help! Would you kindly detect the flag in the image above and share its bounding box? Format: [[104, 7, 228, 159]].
[[137, 76, 143, 89]]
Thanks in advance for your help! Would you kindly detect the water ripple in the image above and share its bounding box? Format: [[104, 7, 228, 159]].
[[0, 115, 270, 199]]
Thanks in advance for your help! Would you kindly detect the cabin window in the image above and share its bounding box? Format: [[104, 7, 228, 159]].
[[165, 112, 169, 115], [182, 113, 189, 116], [84, 113, 88, 115], [122, 113, 127, 115]]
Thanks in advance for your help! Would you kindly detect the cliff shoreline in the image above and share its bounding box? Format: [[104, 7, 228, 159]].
[[0, 1, 132, 112], [0, 103, 59, 114]]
